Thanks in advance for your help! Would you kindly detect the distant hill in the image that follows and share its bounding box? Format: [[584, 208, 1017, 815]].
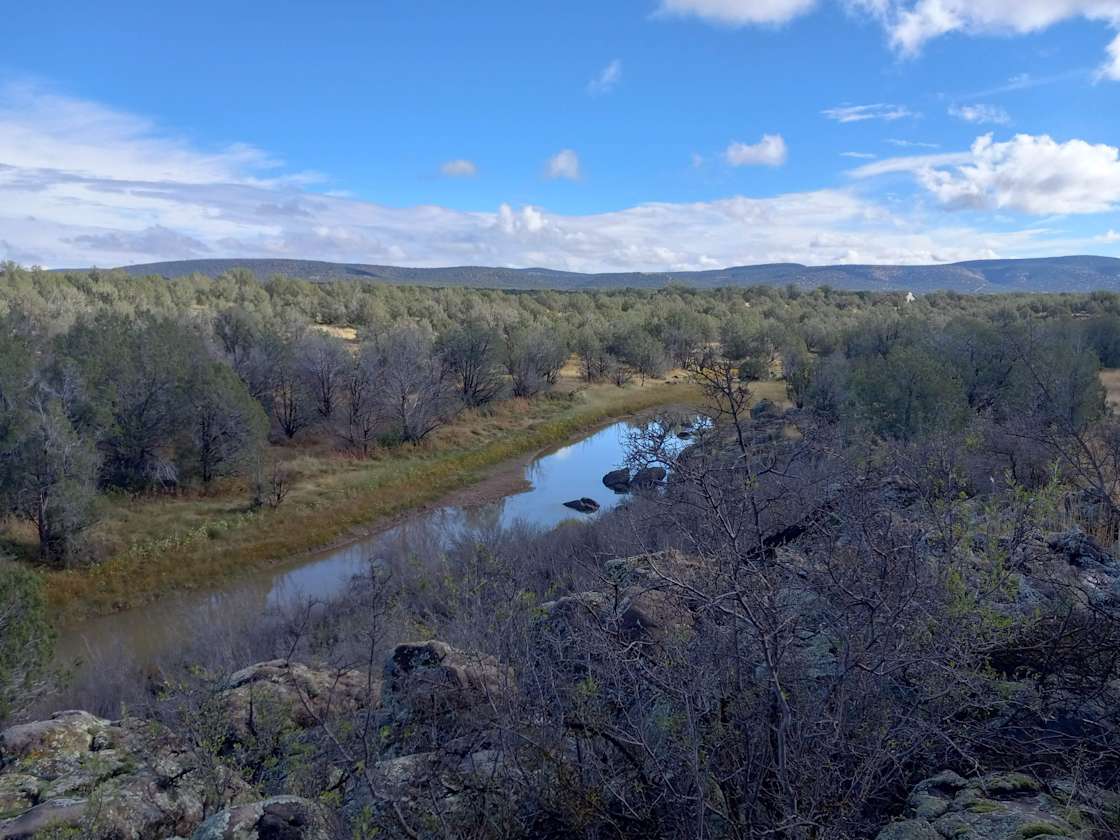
[[69, 255, 1120, 294]]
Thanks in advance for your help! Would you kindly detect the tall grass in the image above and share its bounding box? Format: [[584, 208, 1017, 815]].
[[47, 380, 698, 620]]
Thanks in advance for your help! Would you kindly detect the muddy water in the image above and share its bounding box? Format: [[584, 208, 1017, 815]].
[[56, 416, 676, 671]]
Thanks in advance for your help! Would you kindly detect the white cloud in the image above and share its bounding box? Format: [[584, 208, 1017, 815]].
[[886, 138, 940, 148], [841, 151, 877, 159], [0, 85, 1108, 272], [856, 133, 1120, 215], [545, 149, 582, 180], [856, 0, 1120, 76], [724, 134, 788, 166], [949, 103, 1011, 125], [848, 151, 972, 177], [663, 1, 1120, 80], [823, 103, 917, 123], [1099, 229, 1120, 242], [440, 158, 478, 177], [656, 0, 818, 26], [1102, 32, 1120, 80], [587, 59, 623, 95]]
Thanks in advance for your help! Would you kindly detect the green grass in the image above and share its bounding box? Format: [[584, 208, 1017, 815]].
[[45, 377, 702, 621]]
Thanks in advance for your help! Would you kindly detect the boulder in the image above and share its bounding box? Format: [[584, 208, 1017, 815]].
[[380, 641, 512, 754], [631, 466, 667, 487], [0, 710, 246, 839], [220, 659, 378, 742], [563, 497, 600, 513], [874, 771, 1091, 840], [191, 796, 330, 840], [601, 468, 631, 492]]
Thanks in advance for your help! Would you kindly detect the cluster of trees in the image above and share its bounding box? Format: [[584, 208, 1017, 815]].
[[5, 259, 1120, 573]]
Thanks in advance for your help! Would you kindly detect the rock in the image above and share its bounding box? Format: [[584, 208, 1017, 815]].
[[631, 466, 667, 487], [0, 775, 38, 818], [1046, 528, 1116, 570], [563, 497, 600, 513], [602, 468, 631, 492], [0, 710, 247, 839], [676, 429, 692, 439], [750, 398, 779, 419], [221, 659, 378, 742], [191, 797, 330, 840], [380, 641, 512, 754], [875, 819, 941, 840], [875, 771, 1089, 840]]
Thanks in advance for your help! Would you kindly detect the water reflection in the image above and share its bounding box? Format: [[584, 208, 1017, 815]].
[[57, 416, 682, 669]]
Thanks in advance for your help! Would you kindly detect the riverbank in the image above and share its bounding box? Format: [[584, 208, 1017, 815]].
[[45, 376, 706, 621]]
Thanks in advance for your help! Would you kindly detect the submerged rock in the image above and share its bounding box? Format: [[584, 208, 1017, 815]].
[[563, 497, 600, 513], [602, 468, 631, 492]]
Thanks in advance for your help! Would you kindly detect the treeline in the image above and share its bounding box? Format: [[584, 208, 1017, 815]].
[[5, 261, 1120, 569]]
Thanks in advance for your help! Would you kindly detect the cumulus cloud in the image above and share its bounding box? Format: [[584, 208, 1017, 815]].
[[441, 159, 478, 177], [853, 0, 1120, 75], [822, 103, 917, 123], [855, 133, 1120, 215], [663, 1, 1120, 79], [0, 85, 1106, 272], [724, 134, 788, 166], [656, 0, 818, 26], [545, 149, 582, 180], [949, 103, 1011, 125], [587, 59, 623, 95]]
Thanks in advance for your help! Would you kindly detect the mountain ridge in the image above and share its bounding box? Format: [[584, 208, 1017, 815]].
[[57, 255, 1120, 293]]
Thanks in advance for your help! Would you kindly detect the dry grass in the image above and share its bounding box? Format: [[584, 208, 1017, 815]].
[[311, 323, 360, 345], [45, 375, 700, 620]]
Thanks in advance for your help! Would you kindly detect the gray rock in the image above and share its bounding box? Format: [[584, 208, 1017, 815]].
[[602, 468, 631, 491], [0, 710, 247, 839], [563, 497, 600, 513], [875, 770, 1086, 840], [191, 796, 330, 840], [632, 466, 667, 487]]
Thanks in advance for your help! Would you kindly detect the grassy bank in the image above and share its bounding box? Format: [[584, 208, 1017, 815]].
[[45, 376, 701, 620]]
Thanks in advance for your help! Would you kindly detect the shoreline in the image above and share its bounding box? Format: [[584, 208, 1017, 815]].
[[47, 381, 702, 623]]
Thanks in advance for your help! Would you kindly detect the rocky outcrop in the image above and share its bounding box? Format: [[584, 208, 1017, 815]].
[[875, 771, 1097, 839], [380, 641, 512, 755], [191, 796, 330, 840], [220, 659, 378, 742], [0, 710, 246, 839], [562, 497, 600, 513], [1011, 527, 1120, 612], [539, 552, 702, 652], [602, 468, 631, 492]]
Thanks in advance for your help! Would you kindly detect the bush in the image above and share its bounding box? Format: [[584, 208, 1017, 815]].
[[0, 559, 54, 722]]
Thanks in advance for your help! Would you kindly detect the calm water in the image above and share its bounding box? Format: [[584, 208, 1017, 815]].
[[56, 417, 676, 669]]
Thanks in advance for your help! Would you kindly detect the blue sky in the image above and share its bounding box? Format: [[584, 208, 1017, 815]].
[[2, 0, 1119, 270]]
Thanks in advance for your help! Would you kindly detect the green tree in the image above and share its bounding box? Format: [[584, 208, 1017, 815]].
[[182, 362, 269, 485], [849, 346, 969, 440]]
